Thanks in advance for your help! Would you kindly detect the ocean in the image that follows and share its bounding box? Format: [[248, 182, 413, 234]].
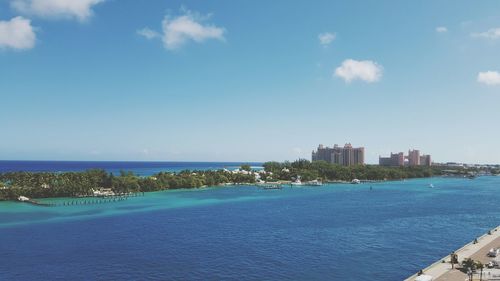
[[0, 160, 263, 175], [0, 162, 499, 280]]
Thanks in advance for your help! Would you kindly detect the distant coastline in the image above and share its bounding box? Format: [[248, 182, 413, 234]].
[[0, 160, 263, 175], [2, 159, 494, 202]]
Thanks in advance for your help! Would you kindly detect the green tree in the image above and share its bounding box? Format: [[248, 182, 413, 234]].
[[240, 164, 252, 172], [475, 261, 484, 281]]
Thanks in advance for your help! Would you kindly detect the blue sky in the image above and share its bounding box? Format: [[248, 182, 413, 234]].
[[1, 0, 500, 164]]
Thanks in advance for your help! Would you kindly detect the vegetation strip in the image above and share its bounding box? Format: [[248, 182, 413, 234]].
[[0, 160, 494, 201]]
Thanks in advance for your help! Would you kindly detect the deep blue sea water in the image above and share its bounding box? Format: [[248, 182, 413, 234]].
[[1, 162, 499, 280], [0, 160, 262, 175]]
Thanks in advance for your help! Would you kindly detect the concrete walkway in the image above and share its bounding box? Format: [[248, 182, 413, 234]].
[[405, 226, 500, 281]]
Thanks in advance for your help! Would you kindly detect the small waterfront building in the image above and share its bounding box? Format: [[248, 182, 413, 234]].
[[92, 188, 115, 196]]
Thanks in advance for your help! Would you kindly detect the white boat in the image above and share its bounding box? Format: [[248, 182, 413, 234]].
[[351, 179, 361, 184], [429, 184, 434, 188], [306, 180, 323, 186], [18, 196, 30, 202], [291, 177, 303, 186]]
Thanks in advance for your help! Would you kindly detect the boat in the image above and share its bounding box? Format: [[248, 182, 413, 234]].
[[429, 184, 434, 188], [305, 180, 323, 186], [18, 196, 30, 202], [351, 179, 361, 184], [291, 177, 303, 186]]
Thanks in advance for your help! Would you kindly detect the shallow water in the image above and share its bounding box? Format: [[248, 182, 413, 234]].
[[1, 177, 499, 280]]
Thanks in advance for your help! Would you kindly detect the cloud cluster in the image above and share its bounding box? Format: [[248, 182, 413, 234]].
[[11, 0, 105, 21], [0, 16, 36, 50], [137, 28, 159, 40], [138, 10, 225, 50], [334, 59, 383, 83], [436, 26, 448, 33], [318, 32, 335, 45], [471, 28, 500, 39], [477, 71, 500, 86]]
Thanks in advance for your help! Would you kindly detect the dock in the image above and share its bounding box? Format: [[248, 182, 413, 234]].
[[17, 192, 145, 207], [405, 226, 500, 281], [25, 199, 55, 206]]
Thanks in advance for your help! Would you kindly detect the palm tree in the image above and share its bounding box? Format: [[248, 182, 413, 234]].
[[462, 258, 475, 281], [475, 261, 484, 281], [462, 258, 475, 270]]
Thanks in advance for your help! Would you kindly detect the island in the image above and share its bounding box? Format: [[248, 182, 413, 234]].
[[0, 159, 496, 201]]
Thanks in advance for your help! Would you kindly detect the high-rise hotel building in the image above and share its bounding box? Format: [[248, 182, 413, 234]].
[[407, 149, 421, 166], [379, 149, 432, 167], [312, 143, 365, 166], [378, 152, 405, 167]]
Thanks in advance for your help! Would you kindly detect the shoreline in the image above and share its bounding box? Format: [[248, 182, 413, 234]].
[[2, 161, 486, 203], [1, 178, 403, 203], [404, 226, 500, 281], [1, 176, 471, 204]]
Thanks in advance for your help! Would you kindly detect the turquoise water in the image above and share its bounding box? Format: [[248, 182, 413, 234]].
[[1, 177, 500, 280]]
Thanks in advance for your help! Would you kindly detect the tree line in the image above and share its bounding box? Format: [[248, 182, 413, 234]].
[[261, 159, 444, 182], [1, 159, 489, 200], [0, 169, 256, 200]]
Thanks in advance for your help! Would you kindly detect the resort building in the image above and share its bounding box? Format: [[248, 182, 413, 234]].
[[420, 154, 432, 166], [379, 149, 432, 167], [379, 152, 405, 167], [312, 143, 365, 166], [407, 149, 421, 166]]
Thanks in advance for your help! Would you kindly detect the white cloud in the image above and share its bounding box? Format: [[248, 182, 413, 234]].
[[162, 10, 225, 50], [471, 28, 500, 39], [477, 71, 500, 85], [318, 32, 335, 45], [0, 16, 36, 50], [139, 9, 225, 50], [137, 28, 160, 40], [11, 0, 105, 21], [334, 59, 383, 83], [436, 26, 448, 33]]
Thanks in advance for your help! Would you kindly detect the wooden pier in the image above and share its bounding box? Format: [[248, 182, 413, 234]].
[[18, 192, 145, 207], [24, 199, 55, 207]]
